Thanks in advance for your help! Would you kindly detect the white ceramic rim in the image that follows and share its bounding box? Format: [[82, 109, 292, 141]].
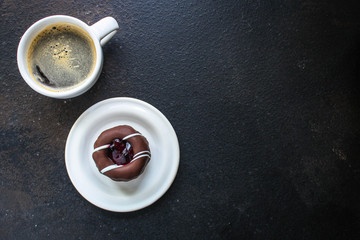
[[65, 97, 180, 212], [17, 15, 103, 99]]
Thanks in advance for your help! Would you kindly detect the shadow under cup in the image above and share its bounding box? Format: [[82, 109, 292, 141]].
[[17, 16, 104, 99]]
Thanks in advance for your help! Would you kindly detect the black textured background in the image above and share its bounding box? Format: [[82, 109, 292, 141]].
[[1, 0, 360, 239]]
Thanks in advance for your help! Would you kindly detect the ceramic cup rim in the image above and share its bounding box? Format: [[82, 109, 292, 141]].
[[17, 15, 103, 99]]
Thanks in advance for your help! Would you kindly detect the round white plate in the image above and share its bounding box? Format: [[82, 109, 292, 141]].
[[65, 97, 180, 212]]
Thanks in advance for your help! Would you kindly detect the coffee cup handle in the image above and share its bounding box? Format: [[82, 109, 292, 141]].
[[91, 17, 119, 46]]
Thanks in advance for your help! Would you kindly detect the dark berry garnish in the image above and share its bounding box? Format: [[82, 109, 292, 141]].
[[107, 139, 134, 165]]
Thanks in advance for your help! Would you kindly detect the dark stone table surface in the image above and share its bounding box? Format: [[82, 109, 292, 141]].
[[1, 0, 360, 239]]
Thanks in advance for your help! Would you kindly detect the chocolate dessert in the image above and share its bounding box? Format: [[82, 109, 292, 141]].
[[92, 125, 151, 181]]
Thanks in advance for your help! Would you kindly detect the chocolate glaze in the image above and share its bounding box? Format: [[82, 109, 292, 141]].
[[92, 125, 150, 181]]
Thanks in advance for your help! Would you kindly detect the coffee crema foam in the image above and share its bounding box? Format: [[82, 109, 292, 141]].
[[27, 23, 96, 92]]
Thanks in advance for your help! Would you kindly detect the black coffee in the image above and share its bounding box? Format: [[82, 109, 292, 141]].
[[27, 23, 96, 91]]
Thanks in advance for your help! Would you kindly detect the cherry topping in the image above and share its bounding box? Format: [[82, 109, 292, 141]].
[[107, 138, 134, 165]]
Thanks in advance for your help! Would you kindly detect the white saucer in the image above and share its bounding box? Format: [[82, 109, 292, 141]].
[[65, 97, 180, 212]]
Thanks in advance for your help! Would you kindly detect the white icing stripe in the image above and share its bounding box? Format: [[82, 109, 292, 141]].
[[92, 144, 110, 153], [122, 133, 142, 140], [100, 154, 151, 174], [133, 150, 151, 158], [93, 133, 142, 154], [101, 164, 122, 173], [131, 154, 151, 162]]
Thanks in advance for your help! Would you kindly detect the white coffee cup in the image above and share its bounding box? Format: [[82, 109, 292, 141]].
[[17, 15, 119, 99]]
